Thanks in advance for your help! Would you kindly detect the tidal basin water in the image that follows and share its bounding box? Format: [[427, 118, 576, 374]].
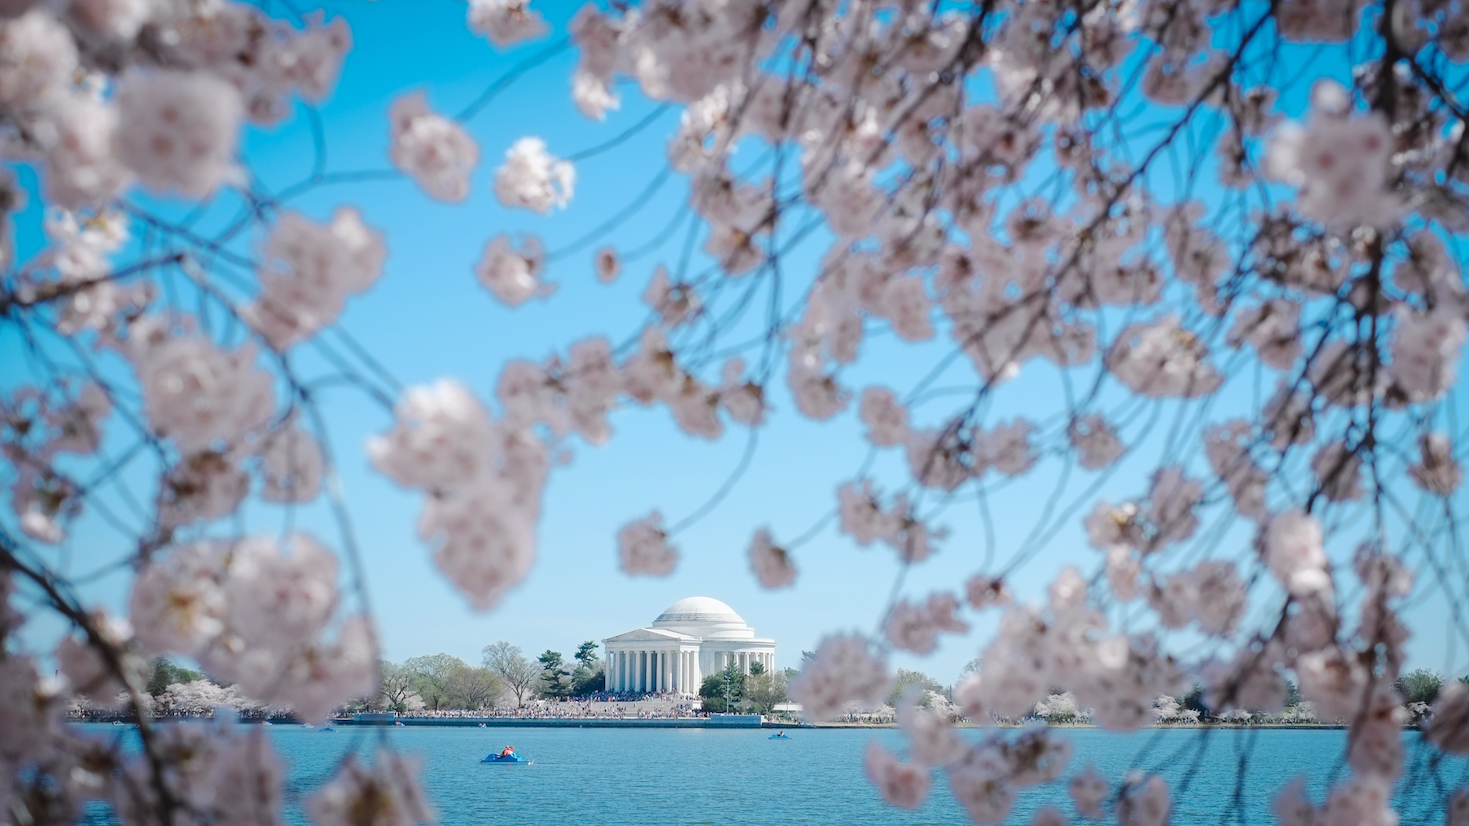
[[101, 725, 1467, 825]]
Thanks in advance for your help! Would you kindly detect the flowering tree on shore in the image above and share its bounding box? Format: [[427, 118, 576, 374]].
[[2, 0, 1469, 823]]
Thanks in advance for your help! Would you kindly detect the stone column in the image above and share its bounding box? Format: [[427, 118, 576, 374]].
[[664, 651, 672, 692], [642, 650, 649, 693]]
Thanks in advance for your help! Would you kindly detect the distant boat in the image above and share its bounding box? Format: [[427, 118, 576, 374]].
[[112, 721, 124, 726], [394, 721, 405, 727], [261, 721, 273, 726], [478, 723, 486, 728], [321, 727, 337, 733], [302, 724, 315, 729], [769, 734, 791, 740]]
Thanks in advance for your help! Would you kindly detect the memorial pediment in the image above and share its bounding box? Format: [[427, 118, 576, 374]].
[[603, 627, 696, 643]]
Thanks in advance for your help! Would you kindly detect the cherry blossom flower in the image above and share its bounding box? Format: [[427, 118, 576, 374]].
[[1409, 433, 1462, 495], [965, 575, 1011, 611], [1319, 777, 1396, 826], [1032, 807, 1069, 826], [718, 358, 767, 427], [420, 481, 536, 610], [369, 379, 500, 490], [467, 0, 547, 48], [1070, 765, 1109, 819], [249, 208, 387, 350], [864, 742, 929, 808], [494, 136, 574, 213], [1227, 299, 1302, 370], [1068, 414, 1124, 470], [223, 534, 338, 650], [128, 541, 228, 657], [1425, 681, 1469, 754], [40, 94, 132, 211], [617, 511, 678, 576], [476, 234, 552, 306], [132, 330, 276, 453], [897, 698, 966, 766], [643, 265, 701, 326], [1449, 787, 1469, 826], [884, 593, 968, 655], [1389, 307, 1466, 401], [157, 449, 250, 527], [1117, 774, 1170, 826], [1108, 316, 1222, 399], [116, 69, 244, 197], [1262, 510, 1331, 598], [948, 743, 1017, 823], [747, 528, 796, 589], [69, 0, 155, 40], [0, 11, 77, 113], [389, 91, 478, 202], [259, 425, 324, 503], [308, 749, 434, 826], [859, 388, 909, 447], [790, 633, 890, 721]]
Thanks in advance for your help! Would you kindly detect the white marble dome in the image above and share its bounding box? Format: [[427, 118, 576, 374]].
[[650, 596, 754, 639]]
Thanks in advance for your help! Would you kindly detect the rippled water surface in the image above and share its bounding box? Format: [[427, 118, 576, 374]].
[[94, 725, 1466, 824]]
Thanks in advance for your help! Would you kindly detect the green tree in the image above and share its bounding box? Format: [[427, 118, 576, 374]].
[[446, 665, 502, 710], [1394, 668, 1444, 705], [537, 650, 572, 699], [377, 660, 416, 713], [571, 662, 605, 696], [482, 641, 539, 707], [403, 653, 468, 711], [743, 667, 788, 714], [887, 669, 942, 706], [575, 641, 600, 669], [699, 661, 745, 712], [749, 660, 766, 677], [959, 657, 983, 680], [146, 658, 202, 698], [1285, 680, 1303, 708]]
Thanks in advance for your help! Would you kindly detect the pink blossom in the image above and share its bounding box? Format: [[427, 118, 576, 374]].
[[1273, 777, 1314, 826], [494, 136, 574, 212], [308, 749, 434, 826], [790, 633, 890, 721], [747, 528, 796, 589], [617, 511, 678, 576], [1107, 316, 1222, 399], [467, 0, 547, 47], [1070, 765, 1109, 819], [1227, 299, 1302, 371], [116, 69, 243, 197], [1425, 681, 1469, 754], [718, 358, 767, 427], [369, 379, 501, 490], [898, 698, 967, 766], [389, 91, 478, 202], [1262, 510, 1331, 597], [128, 540, 228, 657], [259, 425, 323, 503], [1032, 807, 1069, 826], [157, 450, 249, 528], [1449, 787, 1469, 826], [858, 387, 909, 447], [965, 575, 1011, 611], [1389, 307, 1466, 402], [249, 208, 386, 350], [1117, 775, 1170, 826], [132, 331, 275, 453], [223, 534, 338, 649], [0, 11, 77, 113], [421, 482, 536, 610], [476, 234, 552, 306], [864, 742, 929, 808], [1311, 441, 1363, 502], [1319, 777, 1397, 826], [1068, 415, 1124, 470], [643, 266, 701, 327], [1409, 433, 1462, 495], [948, 743, 1016, 824]]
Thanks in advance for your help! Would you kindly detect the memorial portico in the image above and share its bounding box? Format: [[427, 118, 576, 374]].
[[602, 597, 777, 695]]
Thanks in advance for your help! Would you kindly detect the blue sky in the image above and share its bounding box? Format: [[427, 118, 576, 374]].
[[3, 0, 1467, 689]]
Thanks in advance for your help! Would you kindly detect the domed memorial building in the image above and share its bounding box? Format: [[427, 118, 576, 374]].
[[602, 597, 776, 694]]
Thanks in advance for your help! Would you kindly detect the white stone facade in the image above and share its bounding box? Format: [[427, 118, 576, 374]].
[[602, 597, 776, 694]]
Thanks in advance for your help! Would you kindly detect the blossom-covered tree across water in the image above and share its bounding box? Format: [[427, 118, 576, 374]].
[[1, 0, 1468, 823]]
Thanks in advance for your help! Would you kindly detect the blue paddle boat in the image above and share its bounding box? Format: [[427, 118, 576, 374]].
[[321, 727, 337, 733], [482, 753, 532, 765], [769, 733, 791, 740]]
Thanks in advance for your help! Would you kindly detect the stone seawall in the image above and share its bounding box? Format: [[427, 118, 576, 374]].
[[344, 714, 765, 728]]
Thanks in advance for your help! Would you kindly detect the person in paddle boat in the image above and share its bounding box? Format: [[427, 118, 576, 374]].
[[498, 745, 516, 759]]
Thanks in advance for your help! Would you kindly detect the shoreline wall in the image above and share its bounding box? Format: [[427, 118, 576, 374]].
[[344, 714, 766, 729]]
